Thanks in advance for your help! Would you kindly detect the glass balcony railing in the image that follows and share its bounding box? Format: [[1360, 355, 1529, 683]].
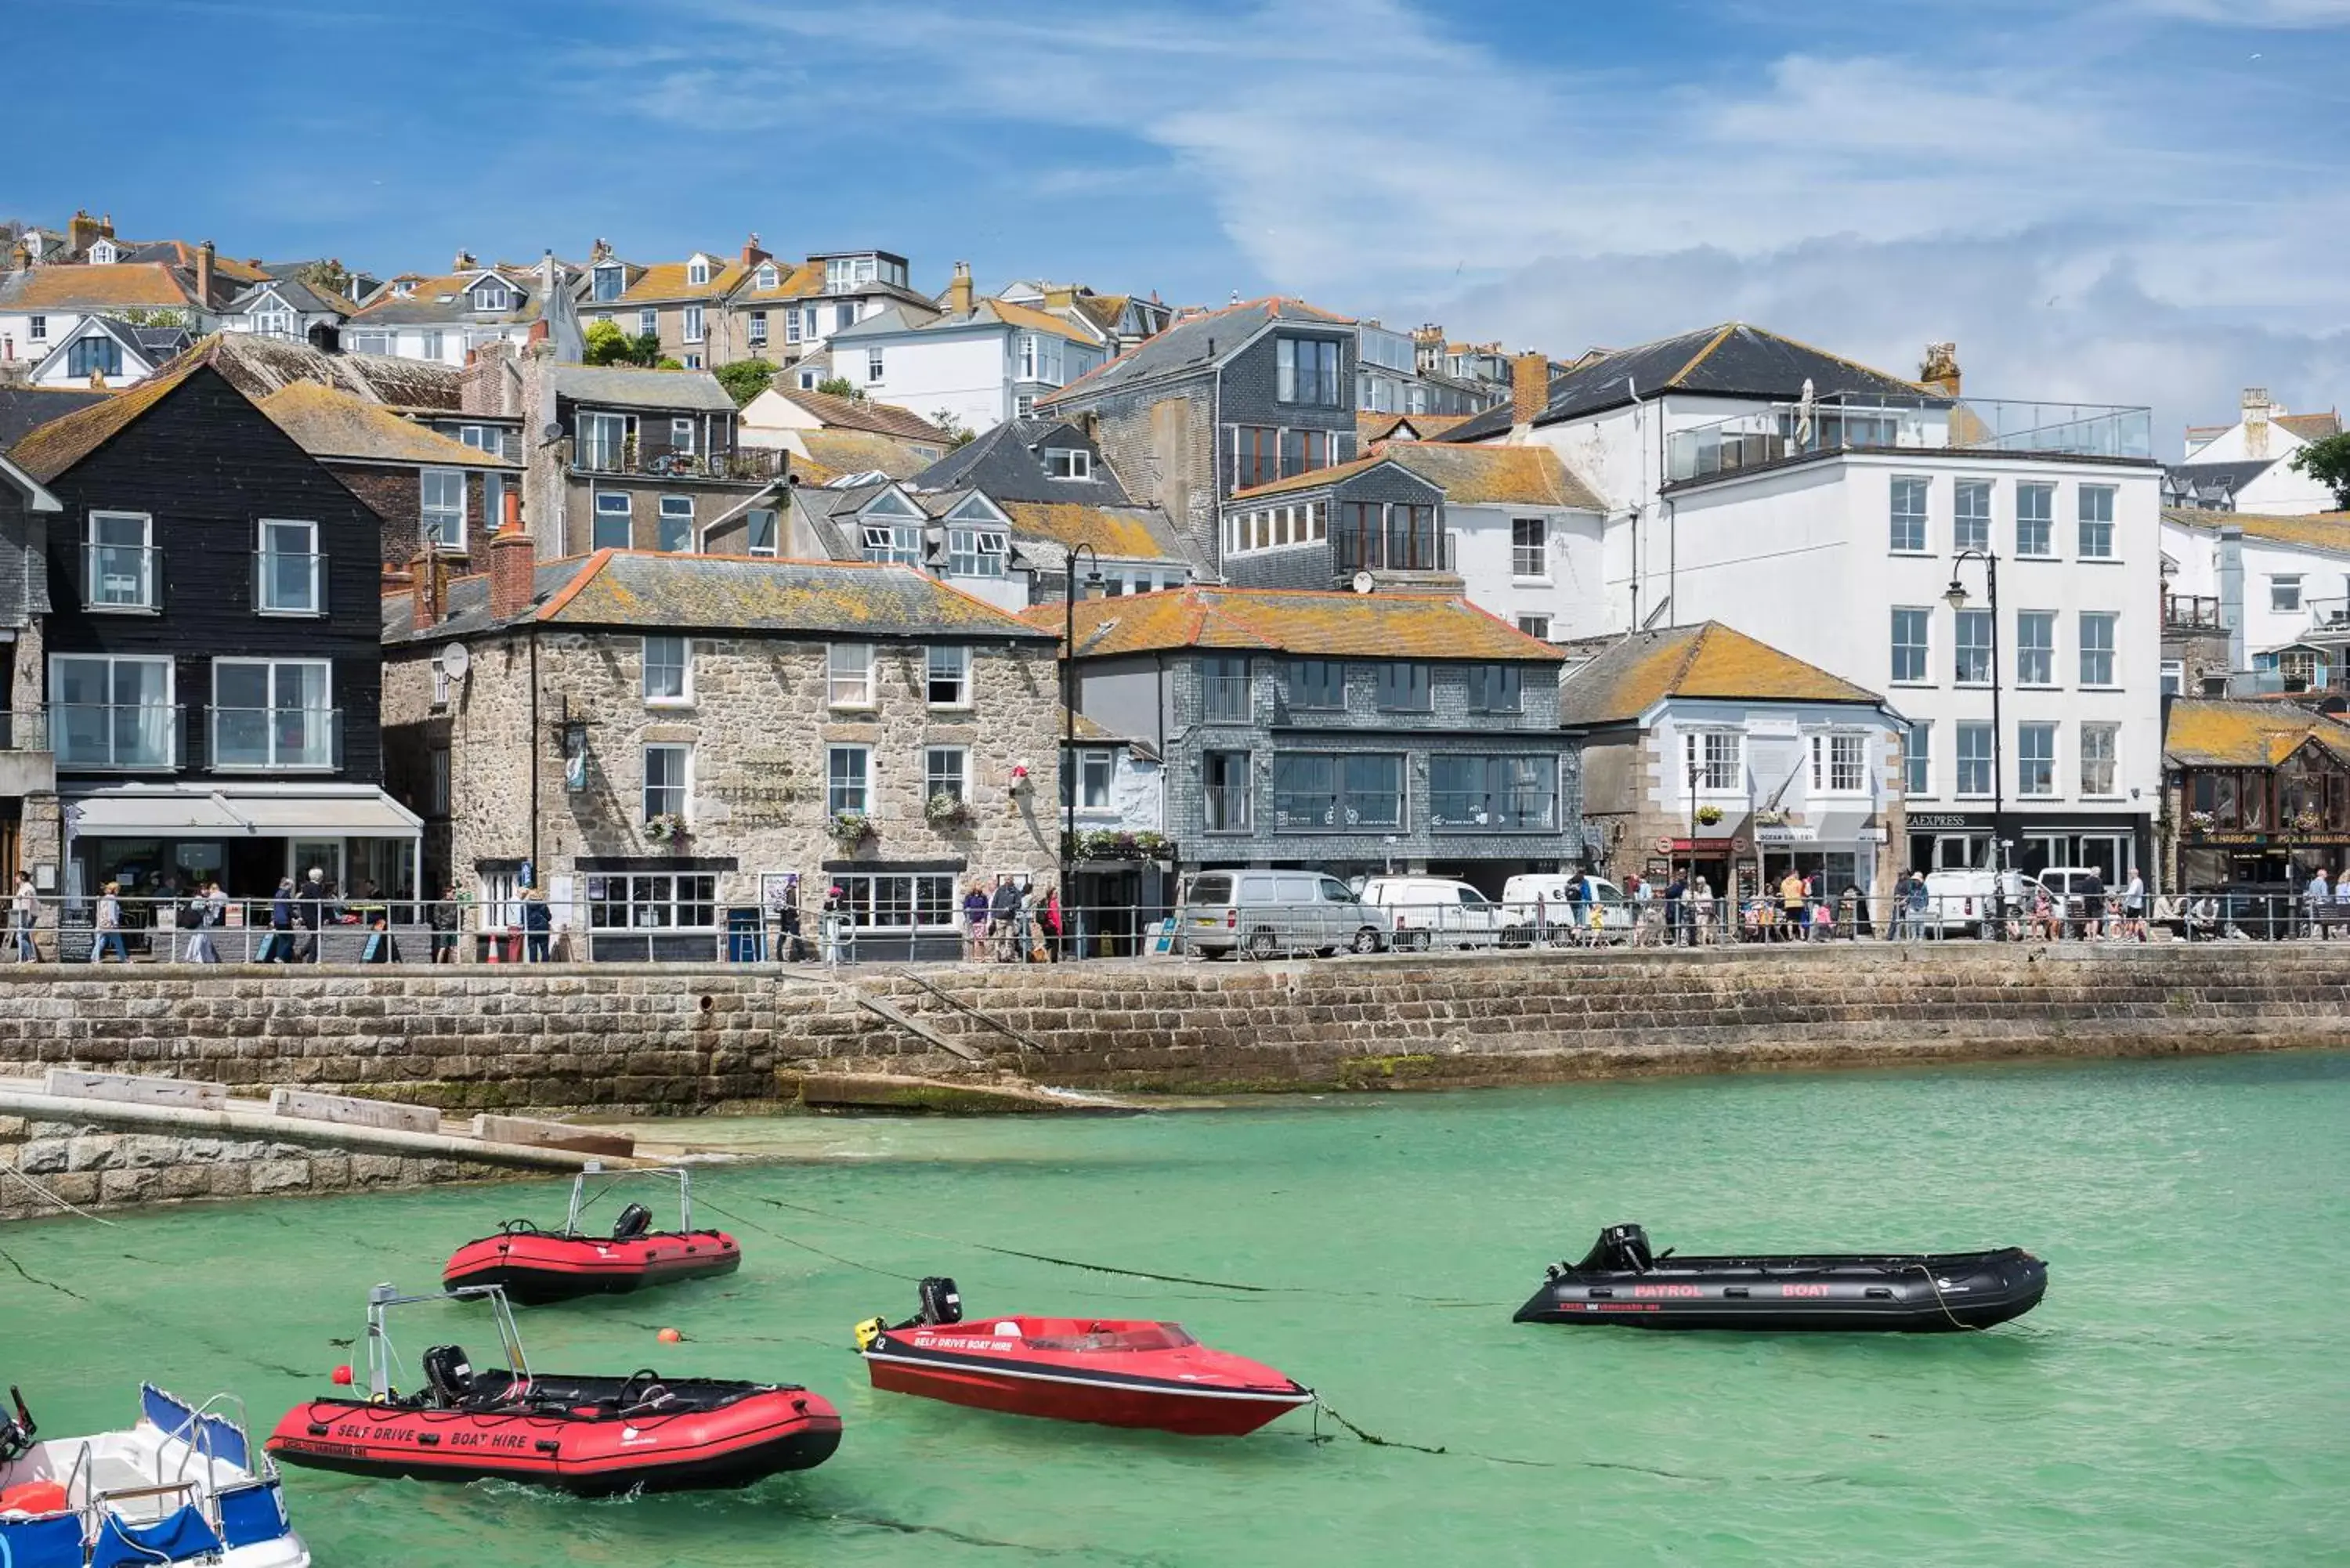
[[208, 706, 342, 771], [1666, 393, 2154, 483], [0, 710, 45, 751], [83, 543, 159, 610], [52, 704, 181, 770]]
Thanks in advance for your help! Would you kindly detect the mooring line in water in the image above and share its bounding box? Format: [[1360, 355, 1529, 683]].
[[694, 1196, 927, 1283], [0, 1158, 119, 1227], [742, 1193, 1500, 1306], [0, 1243, 89, 1301]]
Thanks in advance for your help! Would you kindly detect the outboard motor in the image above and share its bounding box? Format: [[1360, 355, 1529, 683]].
[[0, 1386, 34, 1463], [611, 1202, 654, 1242], [916, 1276, 963, 1326], [1574, 1223, 1656, 1274], [421, 1346, 474, 1407]]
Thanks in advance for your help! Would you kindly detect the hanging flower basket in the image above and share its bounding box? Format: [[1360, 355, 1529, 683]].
[[2187, 809, 2216, 832], [925, 793, 976, 827], [2292, 808, 2323, 833], [1067, 829, 1172, 862], [828, 811, 878, 848], [643, 813, 690, 846], [1694, 805, 1723, 826]]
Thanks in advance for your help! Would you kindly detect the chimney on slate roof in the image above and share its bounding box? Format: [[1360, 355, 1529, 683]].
[[1511, 351, 1548, 432], [742, 232, 768, 269], [1921, 341, 1961, 399], [195, 240, 214, 305], [489, 489, 534, 621], [948, 260, 974, 317], [68, 211, 102, 253]]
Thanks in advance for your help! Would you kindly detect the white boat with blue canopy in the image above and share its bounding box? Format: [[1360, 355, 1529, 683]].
[[0, 1384, 308, 1568]]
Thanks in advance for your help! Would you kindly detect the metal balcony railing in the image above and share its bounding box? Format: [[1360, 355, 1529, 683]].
[[1668, 393, 2154, 482], [52, 704, 182, 770], [1202, 784, 1252, 833], [573, 434, 784, 482], [207, 706, 342, 771], [83, 543, 159, 610], [1199, 676, 1253, 724], [2164, 594, 2221, 630]]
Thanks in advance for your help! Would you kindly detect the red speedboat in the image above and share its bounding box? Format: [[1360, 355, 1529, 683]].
[[443, 1165, 739, 1304], [266, 1284, 840, 1496], [854, 1277, 1312, 1437]]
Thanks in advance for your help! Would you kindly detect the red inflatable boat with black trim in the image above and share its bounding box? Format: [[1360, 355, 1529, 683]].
[[854, 1277, 1311, 1437], [443, 1165, 740, 1305], [266, 1284, 840, 1495]]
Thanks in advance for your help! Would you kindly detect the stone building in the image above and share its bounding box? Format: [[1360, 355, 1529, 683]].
[[2160, 697, 2350, 893], [1038, 585, 1574, 896], [381, 543, 1061, 960], [1556, 622, 1908, 905]]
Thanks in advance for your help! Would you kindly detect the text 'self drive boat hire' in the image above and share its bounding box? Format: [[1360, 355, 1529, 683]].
[[266, 1284, 841, 1495], [1514, 1223, 2048, 1332], [0, 1383, 308, 1568], [443, 1165, 740, 1304], [854, 1277, 1314, 1437]]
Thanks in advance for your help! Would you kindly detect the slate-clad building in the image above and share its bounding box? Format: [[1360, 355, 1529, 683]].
[[1039, 586, 1576, 895], [6, 362, 419, 908]]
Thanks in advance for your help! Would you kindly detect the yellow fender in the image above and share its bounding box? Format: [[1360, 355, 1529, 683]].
[[853, 1316, 885, 1351]]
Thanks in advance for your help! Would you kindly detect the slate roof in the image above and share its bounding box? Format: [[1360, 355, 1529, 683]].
[[2164, 458, 2276, 499], [2277, 411, 2342, 442], [797, 429, 938, 482], [548, 364, 737, 413], [2163, 506, 2350, 556], [154, 332, 461, 410], [383, 551, 1056, 645], [110, 243, 273, 286], [830, 294, 1097, 347], [768, 388, 948, 441], [1227, 453, 1395, 502], [1379, 442, 1605, 510], [1023, 585, 1561, 663], [258, 382, 511, 468], [227, 276, 354, 316], [1441, 323, 1925, 443], [1040, 297, 1354, 406], [2163, 698, 2350, 768], [913, 419, 1130, 506], [9, 363, 203, 482], [1556, 623, 1885, 728], [345, 269, 548, 327], [0, 387, 111, 448]]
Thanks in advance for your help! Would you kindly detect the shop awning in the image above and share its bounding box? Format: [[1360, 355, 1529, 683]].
[[63, 785, 422, 839]]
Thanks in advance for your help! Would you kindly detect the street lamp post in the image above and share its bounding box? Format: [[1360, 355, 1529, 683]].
[[1685, 756, 1700, 945], [1944, 548, 2005, 926], [1061, 544, 1102, 959]]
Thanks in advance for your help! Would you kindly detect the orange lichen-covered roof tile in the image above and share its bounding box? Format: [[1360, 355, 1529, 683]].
[[258, 381, 508, 468], [2276, 411, 2341, 442], [1379, 441, 1605, 510], [2163, 698, 2350, 768], [1227, 453, 1392, 501], [617, 258, 747, 303], [1000, 500, 1188, 562], [4, 262, 197, 310], [2163, 506, 2350, 556], [1020, 585, 1562, 663], [1557, 623, 1883, 726], [9, 363, 203, 482]]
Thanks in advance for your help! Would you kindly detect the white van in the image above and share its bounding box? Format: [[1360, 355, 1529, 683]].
[[1499, 873, 1634, 943], [1917, 868, 2023, 937], [1177, 870, 1385, 959], [1358, 876, 1504, 950]]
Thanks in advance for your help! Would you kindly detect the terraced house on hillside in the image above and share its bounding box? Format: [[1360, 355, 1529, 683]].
[[1041, 587, 1576, 898], [382, 548, 1062, 961]]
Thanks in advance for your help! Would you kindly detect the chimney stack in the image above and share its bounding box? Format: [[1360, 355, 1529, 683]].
[[741, 231, 767, 269], [948, 260, 974, 317], [2243, 387, 2273, 459], [489, 489, 535, 620], [407, 550, 450, 630], [68, 210, 100, 253], [1921, 341, 1961, 399], [195, 240, 214, 305], [1510, 351, 1549, 431], [454, 248, 476, 271]]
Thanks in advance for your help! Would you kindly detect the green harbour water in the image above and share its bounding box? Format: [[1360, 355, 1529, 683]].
[[5, 1051, 2347, 1566]]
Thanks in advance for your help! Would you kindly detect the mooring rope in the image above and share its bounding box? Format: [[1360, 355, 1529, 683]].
[[0, 1158, 118, 1227]]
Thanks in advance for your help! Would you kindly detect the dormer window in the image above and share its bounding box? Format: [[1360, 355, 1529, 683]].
[[591, 264, 623, 302], [88, 239, 118, 265], [1044, 448, 1091, 482], [687, 257, 711, 287], [472, 281, 513, 312], [754, 262, 778, 290]]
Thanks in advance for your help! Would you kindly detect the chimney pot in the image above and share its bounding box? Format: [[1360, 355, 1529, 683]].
[[488, 490, 534, 620], [1510, 351, 1549, 429], [194, 240, 214, 305], [948, 261, 974, 317], [1920, 341, 1961, 399]]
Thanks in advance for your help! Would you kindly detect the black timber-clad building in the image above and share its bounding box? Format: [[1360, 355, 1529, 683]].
[[7, 362, 421, 911]]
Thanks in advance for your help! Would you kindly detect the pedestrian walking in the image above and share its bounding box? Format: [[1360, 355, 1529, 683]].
[[1664, 872, 1687, 946], [9, 871, 37, 961], [989, 876, 1022, 963], [90, 882, 128, 963], [1778, 869, 1807, 941], [1013, 885, 1038, 963], [2302, 867, 2330, 940], [295, 867, 329, 963], [2120, 869, 2146, 943], [429, 883, 461, 963], [1690, 875, 1716, 944], [257, 876, 296, 962], [1889, 870, 1914, 941], [1041, 883, 1065, 962], [819, 885, 848, 966], [2082, 871, 2106, 941], [185, 880, 226, 963], [522, 887, 552, 963], [2332, 870, 2350, 939], [961, 882, 990, 960]]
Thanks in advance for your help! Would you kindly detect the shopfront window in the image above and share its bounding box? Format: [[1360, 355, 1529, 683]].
[[832, 873, 957, 931], [588, 873, 718, 930]]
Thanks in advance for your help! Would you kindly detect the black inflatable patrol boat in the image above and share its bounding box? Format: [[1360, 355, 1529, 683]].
[[1514, 1223, 2047, 1332]]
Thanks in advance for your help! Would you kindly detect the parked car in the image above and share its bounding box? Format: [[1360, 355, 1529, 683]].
[[1177, 870, 1386, 959], [1358, 876, 1506, 950], [2030, 867, 2109, 934], [1917, 868, 2023, 938], [1499, 873, 1635, 943]]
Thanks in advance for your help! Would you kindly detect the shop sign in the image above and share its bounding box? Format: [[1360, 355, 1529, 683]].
[[1907, 814, 1976, 830], [2196, 831, 2350, 847], [1855, 828, 1889, 844], [1753, 825, 1820, 844], [1654, 836, 1676, 854], [1669, 838, 1734, 854]]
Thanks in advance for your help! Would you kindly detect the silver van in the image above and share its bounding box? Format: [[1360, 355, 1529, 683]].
[[1178, 870, 1386, 959]]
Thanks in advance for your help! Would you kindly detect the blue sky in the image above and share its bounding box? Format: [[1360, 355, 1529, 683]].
[[16, 0, 2350, 440]]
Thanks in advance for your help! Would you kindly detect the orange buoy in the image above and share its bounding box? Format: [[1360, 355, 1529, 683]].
[[331, 1364, 353, 1386], [656, 1328, 683, 1344]]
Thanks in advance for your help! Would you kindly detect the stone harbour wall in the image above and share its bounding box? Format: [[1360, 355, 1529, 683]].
[[0, 945, 2344, 1120]]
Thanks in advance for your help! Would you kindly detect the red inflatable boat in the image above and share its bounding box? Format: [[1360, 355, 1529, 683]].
[[443, 1165, 740, 1304], [854, 1278, 1312, 1437], [266, 1284, 840, 1495]]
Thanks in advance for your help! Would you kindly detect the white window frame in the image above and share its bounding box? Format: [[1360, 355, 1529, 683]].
[[945, 526, 1006, 577], [472, 282, 512, 313], [1683, 729, 1743, 795], [1905, 721, 1933, 798], [421, 469, 466, 550], [255, 517, 321, 616], [1044, 447, 1092, 482], [755, 262, 778, 290], [861, 522, 920, 565], [748, 311, 768, 347], [1956, 721, 1995, 798], [827, 744, 872, 815], [1810, 732, 1868, 795], [828, 642, 876, 709], [1954, 608, 1994, 685], [745, 507, 778, 558], [682, 304, 705, 344], [784, 311, 801, 345], [592, 264, 624, 303], [2080, 722, 2120, 799], [1889, 475, 1929, 554], [657, 494, 695, 553], [1954, 479, 1992, 554], [2016, 482, 2055, 558], [592, 491, 631, 551], [85, 510, 156, 612], [2017, 721, 2057, 798], [210, 657, 333, 771], [2270, 575, 2304, 613], [637, 307, 657, 339], [926, 645, 971, 708], [1511, 516, 1547, 580], [643, 634, 691, 706], [2016, 609, 2055, 687], [49, 653, 175, 769], [1890, 606, 1931, 684], [687, 258, 711, 287], [924, 745, 968, 804], [2079, 611, 2117, 687], [2078, 485, 2116, 559], [28, 315, 47, 341], [1516, 613, 1551, 641], [642, 743, 690, 823], [867, 347, 885, 383], [1079, 749, 1115, 811]]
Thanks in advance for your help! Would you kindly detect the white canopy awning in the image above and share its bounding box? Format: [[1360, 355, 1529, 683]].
[[63, 785, 423, 840]]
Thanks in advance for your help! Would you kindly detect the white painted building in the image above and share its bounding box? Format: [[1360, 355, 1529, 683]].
[[1375, 440, 1606, 642], [826, 265, 1111, 435], [2167, 388, 2341, 515], [1444, 323, 2164, 884], [2160, 508, 2350, 695]]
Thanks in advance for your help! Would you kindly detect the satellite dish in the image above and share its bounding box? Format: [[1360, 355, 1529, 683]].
[[543, 422, 563, 442], [441, 641, 472, 680], [1350, 569, 1376, 595]]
